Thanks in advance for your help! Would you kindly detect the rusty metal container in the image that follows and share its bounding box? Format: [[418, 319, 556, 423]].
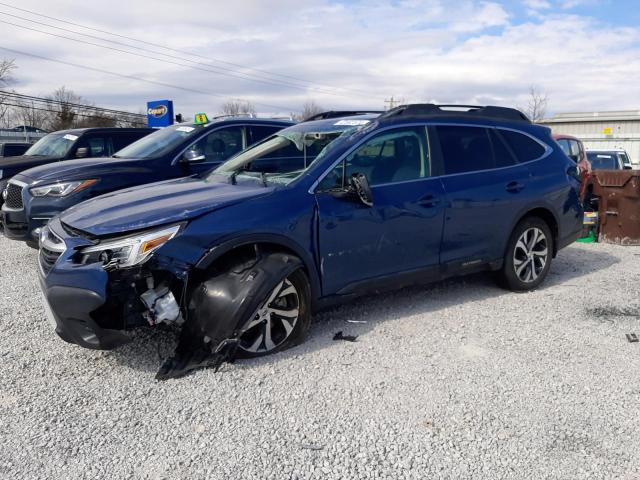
[[591, 170, 640, 245]]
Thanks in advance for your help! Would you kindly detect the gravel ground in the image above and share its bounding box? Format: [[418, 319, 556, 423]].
[[1, 235, 640, 480]]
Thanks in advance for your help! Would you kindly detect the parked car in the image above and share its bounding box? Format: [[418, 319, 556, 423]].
[[0, 142, 32, 158], [553, 134, 591, 201], [587, 149, 632, 170], [38, 105, 583, 379], [0, 127, 153, 211], [1, 118, 293, 246], [586, 150, 626, 170]]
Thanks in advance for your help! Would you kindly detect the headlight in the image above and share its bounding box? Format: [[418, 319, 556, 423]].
[[30, 179, 98, 197], [78, 224, 182, 269]]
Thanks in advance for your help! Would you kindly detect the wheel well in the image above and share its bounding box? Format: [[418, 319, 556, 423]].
[[197, 242, 318, 300], [519, 208, 559, 256]]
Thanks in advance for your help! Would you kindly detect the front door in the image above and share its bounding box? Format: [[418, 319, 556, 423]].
[[314, 126, 445, 295]]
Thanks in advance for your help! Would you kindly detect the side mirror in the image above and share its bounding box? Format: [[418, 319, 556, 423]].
[[75, 147, 89, 158], [181, 149, 206, 164], [350, 172, 374, 207]]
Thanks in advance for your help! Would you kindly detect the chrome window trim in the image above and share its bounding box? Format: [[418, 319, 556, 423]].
[[308, 122, 552, 193]]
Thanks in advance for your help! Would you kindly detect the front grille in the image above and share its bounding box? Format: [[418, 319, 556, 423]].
[[39, 246, 62, 275], [4, 183, 24, 210], [38, 227, 66, 275]]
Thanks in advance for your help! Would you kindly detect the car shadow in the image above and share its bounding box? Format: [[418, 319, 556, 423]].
[[106, 245, 620, 375]]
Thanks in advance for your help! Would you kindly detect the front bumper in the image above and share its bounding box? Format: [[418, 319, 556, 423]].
[[38, 218, 131, 350], [40, 282, 130, 349], [1, 206, 49, 244]]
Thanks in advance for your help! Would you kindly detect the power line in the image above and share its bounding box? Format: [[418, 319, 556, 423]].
[[0, 17, 365, 99], [0, 101, 145, 123], [0, 3, 374, 99], [0, 13, 362, 98], [0, 45, 297, 112], [1, 90, 145, 118]]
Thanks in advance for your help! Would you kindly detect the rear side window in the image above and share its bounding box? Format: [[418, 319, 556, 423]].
[[250, 125, 284, 145], [437, 126, 495, 175], [3, 144, 28, 156], [112, 132, 149, 152], [499, 130, 546, 162]]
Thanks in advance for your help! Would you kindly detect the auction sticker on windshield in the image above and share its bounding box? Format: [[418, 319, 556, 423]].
[[333, 119, 370, 126], [63, 134, 79, 141], [176, 126, 195, 133]]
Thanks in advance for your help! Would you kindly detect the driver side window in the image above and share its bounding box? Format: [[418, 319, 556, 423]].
[[318, 126, 429, 190], [187, 127, 245, 164]]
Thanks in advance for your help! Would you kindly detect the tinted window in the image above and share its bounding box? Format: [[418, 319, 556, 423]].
[[556, 139, 571, 156], [111, 132, 149, 152], [490, 130, 518, 168], [79, 136, 108, 157], [500, 130, 546, 162], [188, 127, 244, 164], [437, 126, 494, 174], [250, 125, 283, 145], [587, 153, 619, 170], [319, 127, 429, 189], [3, 144, 28, 156]]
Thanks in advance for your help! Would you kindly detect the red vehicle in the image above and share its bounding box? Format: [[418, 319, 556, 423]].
[[553, 134, 591, 200]]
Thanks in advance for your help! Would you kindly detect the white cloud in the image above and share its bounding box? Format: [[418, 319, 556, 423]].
[[0, 0, 637, 118]]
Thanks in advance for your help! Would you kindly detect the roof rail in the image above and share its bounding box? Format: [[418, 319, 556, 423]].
[[302, 110, 383, 122], [380, 104, 531, 123]]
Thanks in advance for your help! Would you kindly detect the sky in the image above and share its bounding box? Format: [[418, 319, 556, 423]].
[[0, 0, 638, 118]]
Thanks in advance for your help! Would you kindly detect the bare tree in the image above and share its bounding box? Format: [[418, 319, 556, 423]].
[[220, 99, 256, 116], [521, 85, 548, 122], [292, 100, 324, 121], [12, 98, 48, 130], [0, 59, 17, 127]]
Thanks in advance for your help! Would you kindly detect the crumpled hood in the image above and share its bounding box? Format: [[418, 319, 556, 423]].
[[60, 176, 274, 237], [16, 157, 135, 184]]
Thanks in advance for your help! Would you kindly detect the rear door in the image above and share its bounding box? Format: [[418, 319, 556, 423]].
[[435, 125, 531, 271]]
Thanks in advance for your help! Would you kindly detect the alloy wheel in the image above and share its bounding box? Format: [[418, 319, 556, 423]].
[[239, 278, 300, 354], [513, 227, 549, 283]]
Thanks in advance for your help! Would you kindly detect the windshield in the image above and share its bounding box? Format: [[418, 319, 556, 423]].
[[587, 153, 619, 170], [25, 133, 77, 157], [114, 124, 204, 159], [211, 119, 372, 185]]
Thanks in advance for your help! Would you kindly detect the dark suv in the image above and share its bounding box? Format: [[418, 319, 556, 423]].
[[38, 105, 583, 379], [0, 127, 152, 210], [2, 118, 293, 246]]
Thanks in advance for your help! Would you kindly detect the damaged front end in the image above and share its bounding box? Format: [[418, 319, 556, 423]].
[[43, 220, 304, 380]]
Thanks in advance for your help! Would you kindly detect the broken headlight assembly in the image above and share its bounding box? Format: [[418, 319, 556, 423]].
[[30, 179, 99, 197], [77, 224, 183, 269]]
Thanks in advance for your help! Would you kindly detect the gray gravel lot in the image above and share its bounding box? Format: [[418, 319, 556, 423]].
[[1, 235, 640, 479]]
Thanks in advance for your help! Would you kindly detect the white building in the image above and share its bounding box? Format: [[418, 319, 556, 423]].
[[540, 110, 640, 167]]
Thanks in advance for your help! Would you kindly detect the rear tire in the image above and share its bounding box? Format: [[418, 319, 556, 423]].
[[236, 268, 311, 358], [497, 216, 553, 291]]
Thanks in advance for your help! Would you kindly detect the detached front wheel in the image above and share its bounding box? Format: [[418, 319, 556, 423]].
[[237, 269, 311, 358], [498, 217, 553, 291]]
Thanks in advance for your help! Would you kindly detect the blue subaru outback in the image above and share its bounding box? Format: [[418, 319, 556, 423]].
[[37, 105, 583, 379]]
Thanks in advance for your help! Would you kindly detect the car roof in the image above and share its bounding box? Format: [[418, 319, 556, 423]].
[[49, 127, 154, 135], [178, 117, 295, 130], [552, 133, 580, 141]]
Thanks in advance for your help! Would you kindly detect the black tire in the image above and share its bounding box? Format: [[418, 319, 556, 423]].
[[236, 268, 311, 358], [497, 216, 554, 292]]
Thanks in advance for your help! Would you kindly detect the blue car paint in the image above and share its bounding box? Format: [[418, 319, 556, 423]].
[[39, 110, 583, 349], [2, 118, 293, 244]]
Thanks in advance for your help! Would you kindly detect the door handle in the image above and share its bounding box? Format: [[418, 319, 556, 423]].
[[505, 181, 525, 193], [418, 195, 440, 208]]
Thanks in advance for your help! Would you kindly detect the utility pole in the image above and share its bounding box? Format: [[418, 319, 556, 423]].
[[384, 96, 398, 111]]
